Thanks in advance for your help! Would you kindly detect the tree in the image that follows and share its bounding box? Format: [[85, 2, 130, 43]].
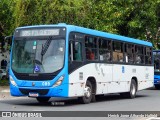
[[1, 0, 160, 48], [0, 0, 13, 37]]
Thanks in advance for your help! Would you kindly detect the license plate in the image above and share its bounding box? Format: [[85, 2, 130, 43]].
[[29, 92, 39, 97]]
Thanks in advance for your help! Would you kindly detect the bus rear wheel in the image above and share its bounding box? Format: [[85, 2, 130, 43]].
[[79, 81, 93, 104], [120, 80, 137, 99], [36, 97, 50, 103]]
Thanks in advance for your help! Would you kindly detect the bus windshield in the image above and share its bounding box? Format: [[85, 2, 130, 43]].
[[12, 38, 65, 73], [153, 51, 160, 74]]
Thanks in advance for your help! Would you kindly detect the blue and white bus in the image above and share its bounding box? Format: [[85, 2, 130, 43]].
[[8, 23, 154, 104], [153, 50, 160, 89]]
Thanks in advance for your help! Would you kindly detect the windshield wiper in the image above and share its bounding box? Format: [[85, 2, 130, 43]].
[[41, 36, 52, 62]]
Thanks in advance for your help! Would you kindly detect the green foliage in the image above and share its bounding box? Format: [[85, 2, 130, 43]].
[[0, 79, 9, 86], [0, 0, 13, 36], [0, 0, 159, 48]]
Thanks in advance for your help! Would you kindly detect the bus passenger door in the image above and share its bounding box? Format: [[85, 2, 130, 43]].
[[68, 33, 85, 97], [68, 41, 83, 73]]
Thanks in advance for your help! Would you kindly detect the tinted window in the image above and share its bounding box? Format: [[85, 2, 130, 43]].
[[113, 41, 124, 62], [85, 36, 98, 60], [99, 39, 111, 62]]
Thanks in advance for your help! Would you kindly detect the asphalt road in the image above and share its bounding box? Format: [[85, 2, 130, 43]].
[[0, 88, 160, 120]]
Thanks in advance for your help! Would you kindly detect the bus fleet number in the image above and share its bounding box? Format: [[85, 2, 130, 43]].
[[42, 82, 50, 86]]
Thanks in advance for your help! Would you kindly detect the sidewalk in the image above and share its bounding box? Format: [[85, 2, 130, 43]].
[[0, 86, 11, 100]]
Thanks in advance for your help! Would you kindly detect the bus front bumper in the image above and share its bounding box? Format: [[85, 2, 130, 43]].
[[10, 84, 68, 97], [154, 76, 160, 85]]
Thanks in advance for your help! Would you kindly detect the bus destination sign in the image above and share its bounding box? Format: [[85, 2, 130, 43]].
[[20, 29, 60, 37]]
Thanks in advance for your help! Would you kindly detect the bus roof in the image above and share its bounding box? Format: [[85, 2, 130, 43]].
[[16, 23, 152, 47]]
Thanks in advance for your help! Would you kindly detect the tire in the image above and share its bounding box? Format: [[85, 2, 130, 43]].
[[155, 85, 160, 90], [120, 80, 137, 99], [36, 97, 50, 103], [79, 81, 93, 104]]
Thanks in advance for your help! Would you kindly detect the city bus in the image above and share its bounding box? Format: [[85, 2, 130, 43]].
[[153, 50, 160, 89], [8, 23, 154, 104]]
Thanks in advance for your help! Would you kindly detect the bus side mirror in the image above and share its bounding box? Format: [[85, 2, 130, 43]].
[[5, 36, 12, 45], [4, 36, 12, 52]]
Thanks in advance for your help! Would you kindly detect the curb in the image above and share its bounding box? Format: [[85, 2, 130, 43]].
[[0, 86, 11, 100]]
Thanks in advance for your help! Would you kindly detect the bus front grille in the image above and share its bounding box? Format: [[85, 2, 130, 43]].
[[19, 88, 49, 95]]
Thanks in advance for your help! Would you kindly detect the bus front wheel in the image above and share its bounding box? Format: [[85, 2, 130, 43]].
[[120, 80, 137, 99], [36, 97, 50, 103], [79, 81, 93, 104]]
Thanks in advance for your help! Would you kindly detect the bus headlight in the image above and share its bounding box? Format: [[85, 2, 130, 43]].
[[10, 75, 17, 86], [53, 75, 64, 87]]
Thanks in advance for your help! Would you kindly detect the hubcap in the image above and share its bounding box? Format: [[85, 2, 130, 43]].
[[84, 86, 91, 98]]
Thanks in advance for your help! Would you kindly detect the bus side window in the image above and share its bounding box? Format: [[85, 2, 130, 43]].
[[99, 39, 111, 62], [69, 41, 82, 61], [135, 46, 144, 64], [125, 44, 134, 63], [86, 48, 95, 60], [113, 41, 123, 62], [85, 36, 97, 60], [73, 42, 82, 61], [145, 47, 152, 65]]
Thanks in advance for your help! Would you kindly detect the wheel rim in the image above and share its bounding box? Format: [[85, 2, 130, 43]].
[[84, 86, 91, 98]]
